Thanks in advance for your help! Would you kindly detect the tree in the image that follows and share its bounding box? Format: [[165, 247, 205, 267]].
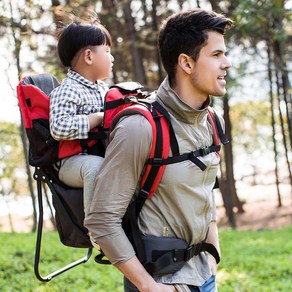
[[0, 0, 59, 231]]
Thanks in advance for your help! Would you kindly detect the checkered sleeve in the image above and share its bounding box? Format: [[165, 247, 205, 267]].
[[49, 83, 90, 140]]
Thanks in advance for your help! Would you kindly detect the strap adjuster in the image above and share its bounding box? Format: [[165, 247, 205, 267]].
[[149, 158, 164, 166], [184, 242, 203, 261], [199, 146, 211, 156], [139, 189, 150, 199]]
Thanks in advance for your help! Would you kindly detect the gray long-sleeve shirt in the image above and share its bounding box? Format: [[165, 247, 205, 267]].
[[84, 77, 222, 286]]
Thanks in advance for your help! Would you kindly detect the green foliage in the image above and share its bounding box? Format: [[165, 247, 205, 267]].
[[0, 227, 291, 291], [230, 100, 272, 157]]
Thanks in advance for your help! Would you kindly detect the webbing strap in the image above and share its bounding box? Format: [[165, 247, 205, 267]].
[[207, 108, 229, 145], [79, 130, 107, 152], [139, 107, 170, 200], [105, 96, 138, 110], [148, 145, 221, 171], [112, 101, 170, 203], [144, 241, 220, 274], [152, 101, 180, 156]]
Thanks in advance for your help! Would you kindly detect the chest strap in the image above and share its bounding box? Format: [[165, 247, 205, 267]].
[[148, 144, 221, 171]]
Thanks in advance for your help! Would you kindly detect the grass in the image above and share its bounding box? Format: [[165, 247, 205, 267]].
[[0, 226, 291, 291]]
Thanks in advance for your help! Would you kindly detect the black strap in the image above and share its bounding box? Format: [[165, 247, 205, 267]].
[[212, 111, 229, 145], [148, 145, 221, 171], [87, 130, 107, 140], [105, 96, 138, 110], [94, 253, 111, 265], [126, 200, 148, 264], [79, 129, 107, 152], [144, 241, 220, 274]]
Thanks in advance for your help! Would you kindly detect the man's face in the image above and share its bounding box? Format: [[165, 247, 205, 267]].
[[190, 31, 232, 99]]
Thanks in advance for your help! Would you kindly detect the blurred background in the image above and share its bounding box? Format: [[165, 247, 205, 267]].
[[0, 0, 291, 232]]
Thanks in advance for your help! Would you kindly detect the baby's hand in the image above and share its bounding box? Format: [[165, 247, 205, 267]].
[[88, 112, 104, 128]]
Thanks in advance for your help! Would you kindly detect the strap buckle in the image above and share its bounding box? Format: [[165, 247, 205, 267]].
[[199, 146, 211, 157], [139, 189, 150, 199], [184, 242, 203, 261]]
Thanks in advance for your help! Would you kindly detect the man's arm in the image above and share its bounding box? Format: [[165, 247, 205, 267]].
[[206, 220, 220, 275], [85, 115, 175, 291], [116, 257, 175, 292]]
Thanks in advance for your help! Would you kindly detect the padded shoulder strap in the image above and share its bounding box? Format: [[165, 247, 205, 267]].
[[207, 107, 229, 146], [111, 102, 170, 199]]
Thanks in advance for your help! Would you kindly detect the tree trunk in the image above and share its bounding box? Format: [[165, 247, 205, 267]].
[[275, 69, 292, 203], [267, 43, 282, 207], [9, 1, 37, 231], [270, 2, 292, 149], [151, 0, 164, 86], [122, 0, 147, 85], [223, 94, 244, 213]]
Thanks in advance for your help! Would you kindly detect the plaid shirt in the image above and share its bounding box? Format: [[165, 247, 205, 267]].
[[49, 69, 107, 140]]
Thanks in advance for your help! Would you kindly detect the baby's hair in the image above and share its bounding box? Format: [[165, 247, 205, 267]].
[[57, 12, 112, 67]]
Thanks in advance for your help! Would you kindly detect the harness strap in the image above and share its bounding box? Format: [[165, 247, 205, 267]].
[[144, 241, 220, 274], [148, 145, 221, 171], [121, 102, 223, 268], [105, 96, 138, 110], [207, 108, 229, 145], [79, 130, 107, 153]]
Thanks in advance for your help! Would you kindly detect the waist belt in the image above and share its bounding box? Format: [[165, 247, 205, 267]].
[[144, 240, 220, 275]]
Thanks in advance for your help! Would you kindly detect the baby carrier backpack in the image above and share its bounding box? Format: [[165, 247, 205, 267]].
[[16, 73, 228, 281]]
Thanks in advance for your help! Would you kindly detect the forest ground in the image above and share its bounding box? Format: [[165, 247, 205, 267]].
[[216, 182, 292, 230], [0, 182, 291, 232]]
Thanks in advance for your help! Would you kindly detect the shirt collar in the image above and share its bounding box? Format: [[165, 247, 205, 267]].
[[68, 69, 99, 90], [157, 76, 211, 123]]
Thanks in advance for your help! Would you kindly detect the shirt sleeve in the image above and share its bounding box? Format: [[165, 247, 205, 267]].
[[84, 114, 152, 265], [210, 191, 217, 221], [49, 83, 90, 140]]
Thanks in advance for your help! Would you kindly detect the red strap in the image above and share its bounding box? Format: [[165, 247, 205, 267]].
[[117, 104, 170, 199]]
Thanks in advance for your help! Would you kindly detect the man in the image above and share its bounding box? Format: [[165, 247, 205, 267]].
[[84, 8, 232, 292]]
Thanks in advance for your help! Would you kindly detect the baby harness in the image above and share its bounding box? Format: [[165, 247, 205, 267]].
[[17, 73, 228, 279]]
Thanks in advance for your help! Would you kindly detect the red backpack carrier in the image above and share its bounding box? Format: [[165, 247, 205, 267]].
[[16, 73, 228, 280]]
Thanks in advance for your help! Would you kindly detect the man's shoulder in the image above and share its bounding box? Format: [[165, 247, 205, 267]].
[[111, 114, 153, 142]]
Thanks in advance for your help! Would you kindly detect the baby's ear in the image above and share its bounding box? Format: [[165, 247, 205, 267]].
[[84, 49, 93, 64]]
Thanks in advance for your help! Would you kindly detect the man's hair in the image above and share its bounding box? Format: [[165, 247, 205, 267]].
[[57, 18, 112, 67], [158, 9, 233, 80]]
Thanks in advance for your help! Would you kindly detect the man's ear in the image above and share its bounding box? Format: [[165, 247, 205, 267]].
[[84, 49, 93, 64], [178, 54, 192, 74]]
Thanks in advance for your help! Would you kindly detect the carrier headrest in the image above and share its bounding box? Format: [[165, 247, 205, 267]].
[[22, 74, 60, 96]]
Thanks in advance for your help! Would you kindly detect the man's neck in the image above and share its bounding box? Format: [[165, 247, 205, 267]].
[[171, 77, 208, 110]]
